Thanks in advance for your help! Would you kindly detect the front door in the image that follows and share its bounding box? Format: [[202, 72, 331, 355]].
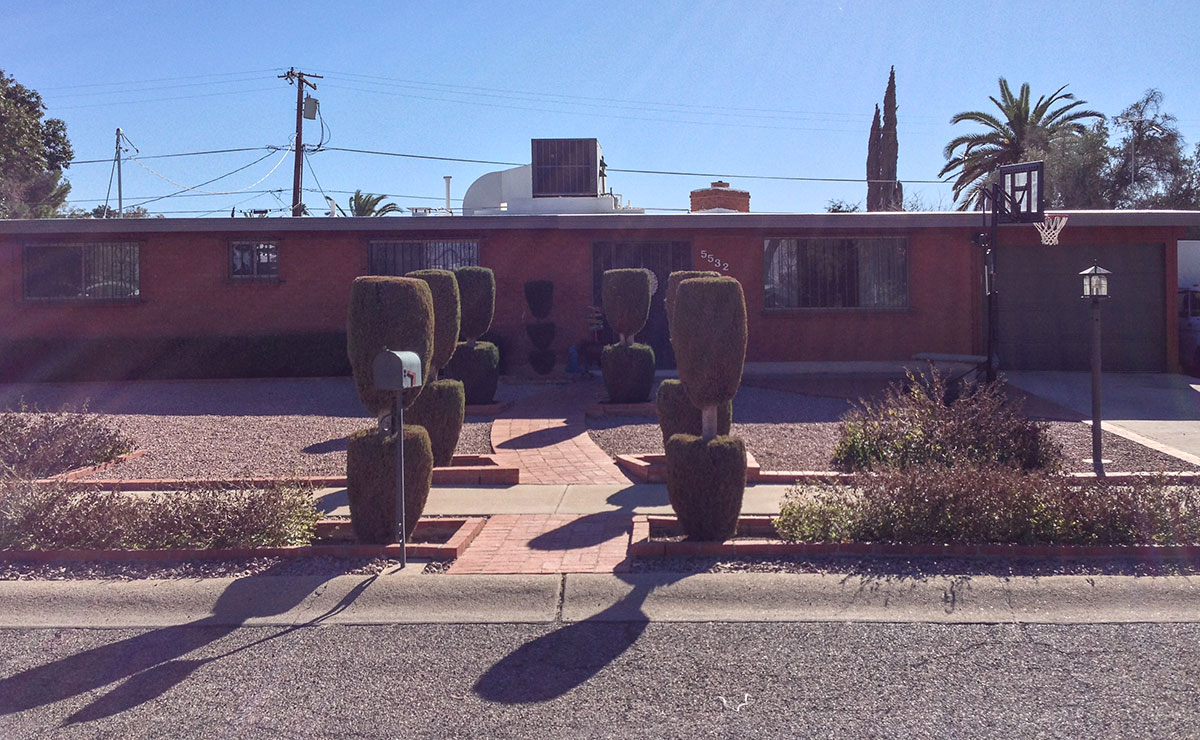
[[591, 240, 692, 368]]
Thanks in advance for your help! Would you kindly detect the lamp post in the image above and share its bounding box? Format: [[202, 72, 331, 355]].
[[1080, 263, 1111, 477]]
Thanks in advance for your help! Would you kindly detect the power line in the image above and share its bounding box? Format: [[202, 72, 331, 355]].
[[39, 68, 283, 92], [70, 146, 275, 166]]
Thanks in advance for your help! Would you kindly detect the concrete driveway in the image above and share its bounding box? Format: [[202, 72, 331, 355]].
[[1005, 371, 1200, 464]]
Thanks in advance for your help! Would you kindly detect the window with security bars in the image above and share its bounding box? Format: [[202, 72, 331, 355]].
[[368, 240, 480, 275], [763, 237, 908, 309], [230, 241, 280, 279], [22, 242, 140, 300]]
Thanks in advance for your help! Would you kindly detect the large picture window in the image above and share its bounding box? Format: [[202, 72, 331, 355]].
[[230, 241, 279, 279], [22, 242, 140, 300], [763, 237, 908, 309], [369, 240, 479, 275]]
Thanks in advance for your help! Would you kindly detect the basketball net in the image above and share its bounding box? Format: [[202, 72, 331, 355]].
[[1035, 214, 1068, 245]]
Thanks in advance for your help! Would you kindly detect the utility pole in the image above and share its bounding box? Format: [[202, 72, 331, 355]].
[[278, 68, 322, 216], [115, 128, 123, 218]]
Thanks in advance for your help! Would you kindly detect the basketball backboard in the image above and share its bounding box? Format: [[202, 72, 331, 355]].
[[997, 161, 1044, 223]]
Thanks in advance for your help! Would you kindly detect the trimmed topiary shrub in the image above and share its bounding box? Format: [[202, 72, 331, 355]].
[[525, 321, 555, 350], [524, 280, 554, 320], [666, 275, 748, 541], [665, 270, 719, 337], [655, 379, 731, 446], [602, 269, 651, 346], [404, 378, 466, 467], [447, 266, 500, 401], [524, 279, 556, 376], [456, 266, 496, 343], [405, 269, 466, 468], [444, 341, 500, 405], [602, 343, 655, 403], [666, 434, 746, 541], [346, 276, 434, 417], [406, 269, 461, 379], [528, 349, 556, 375], [346, 425, 433, 544], [673, 277, 747, 434]]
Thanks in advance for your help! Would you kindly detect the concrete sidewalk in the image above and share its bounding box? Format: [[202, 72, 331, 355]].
[[2, 573, 1198, 627], [1006, 371, 1200, 464], [314, 482, 796, 518]]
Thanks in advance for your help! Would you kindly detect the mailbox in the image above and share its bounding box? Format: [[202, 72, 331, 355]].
[[373, 349, 423, 391]]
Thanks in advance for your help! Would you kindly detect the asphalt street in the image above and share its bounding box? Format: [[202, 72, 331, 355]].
[[1, 620, 1197, 739]]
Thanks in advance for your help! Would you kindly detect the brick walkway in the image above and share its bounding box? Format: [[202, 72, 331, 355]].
[[447, 513, 631, 574], [490, 381, 633, 485]]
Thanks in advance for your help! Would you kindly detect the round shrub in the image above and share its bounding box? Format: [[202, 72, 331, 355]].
[[665, 270, 719, 337], [404, 378, 466, 467], [665, 433, 746, 541], [406, 269, 461, 376], [601, 343, 655, 403], [528, 348, 556, 375], [602, 269, 651, 340], [673, 277, 747, 411], [524, 280, 554, 320], [346, 425, 433, 544], [443, 341, 500, 405], [346, 276, 434, 416], [655, 379, 731, 446], [525, 320, 555, 351], [455, 266, 496, 343]]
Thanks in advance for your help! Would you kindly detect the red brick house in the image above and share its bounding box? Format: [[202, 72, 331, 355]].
[[1, 209, 1196, 382]]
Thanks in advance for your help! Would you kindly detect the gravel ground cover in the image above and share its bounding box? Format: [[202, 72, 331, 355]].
[[0, 378, 493, 480], [587, 384, 1200, 474], [632, 554, 1200, 577], [0, 557, 439, 580]]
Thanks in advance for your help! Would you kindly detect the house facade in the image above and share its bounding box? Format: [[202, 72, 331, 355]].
[[1, 210, 1195, 382]]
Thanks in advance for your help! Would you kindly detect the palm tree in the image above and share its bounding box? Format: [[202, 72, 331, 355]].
[[940, 79, 1102, 209], [345, 190, 401, 216]]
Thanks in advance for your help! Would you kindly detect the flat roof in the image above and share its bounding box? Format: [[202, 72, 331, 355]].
[[1, 210, 1198, 235]]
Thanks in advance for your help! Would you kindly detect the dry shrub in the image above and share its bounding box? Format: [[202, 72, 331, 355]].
[[0, 404, 133, 479], [776, 467, 1200, 546], [833, 367, 1061, 471], [0, 478, 319, 550]]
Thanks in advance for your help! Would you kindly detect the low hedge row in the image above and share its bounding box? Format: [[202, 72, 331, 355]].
[[775, 466, 1200, 547], [0, 406, 133, 480]]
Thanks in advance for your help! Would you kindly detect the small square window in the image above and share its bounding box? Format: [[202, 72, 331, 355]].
[[230, 241, 279, 279]]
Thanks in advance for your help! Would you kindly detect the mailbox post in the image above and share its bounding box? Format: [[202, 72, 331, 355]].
[[372, 349, 423, 567]]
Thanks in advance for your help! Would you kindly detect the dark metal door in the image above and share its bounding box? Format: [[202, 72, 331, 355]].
[[995, 241, 1165, 371], [591, 241, 692, 368]]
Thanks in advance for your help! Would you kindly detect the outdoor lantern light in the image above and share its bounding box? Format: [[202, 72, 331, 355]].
[[1080, 263, 1111, 298], [1079, 262, 1111, 477]]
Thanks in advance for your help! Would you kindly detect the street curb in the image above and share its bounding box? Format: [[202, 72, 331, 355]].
[[630, 514, 1200, 562]]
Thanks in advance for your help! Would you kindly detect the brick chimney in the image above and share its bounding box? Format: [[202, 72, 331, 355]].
[[689, 181, 750, 213]]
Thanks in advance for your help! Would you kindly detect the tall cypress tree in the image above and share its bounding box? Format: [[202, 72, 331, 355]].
[[880, 66, 903, 210], [866, 105, 882, 211]]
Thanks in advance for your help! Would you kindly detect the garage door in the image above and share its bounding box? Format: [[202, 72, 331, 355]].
[[994, 242, 1165, 371]]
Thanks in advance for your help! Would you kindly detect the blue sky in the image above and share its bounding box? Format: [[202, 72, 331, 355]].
[[6, 0, 1199, 216]]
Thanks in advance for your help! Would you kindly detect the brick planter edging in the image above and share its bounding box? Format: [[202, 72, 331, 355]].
[[0, 516, 487, 564], [630, 515, 1200, 561], [43, 450, 148, 482]]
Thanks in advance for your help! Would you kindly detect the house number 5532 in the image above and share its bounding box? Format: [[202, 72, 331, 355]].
[[700, 250, 730, 272]]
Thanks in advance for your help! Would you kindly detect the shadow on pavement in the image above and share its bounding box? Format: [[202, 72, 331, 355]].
[[473, 572, 684, 704], [0, 567, 374, 725], [527, 485, 659, 551]]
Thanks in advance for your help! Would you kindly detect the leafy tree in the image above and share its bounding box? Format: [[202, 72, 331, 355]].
[[345, 189, 400, 216], [825, 198, 861, 213], [939, 78, 1102, 210], [65, 204, 154, 219], [1108, 90, 1197, 209], [0, 69, 74, 218], [1035, 121, 1114, 209]]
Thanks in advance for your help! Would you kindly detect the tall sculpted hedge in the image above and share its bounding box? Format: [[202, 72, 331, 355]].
[[665, 276, 748, 541], [345, 276, 436, 543], [405, 269, 466, 467], [444, 266, 500, 405], [601, 268, 655, 403], [664, 270, 719, 338]]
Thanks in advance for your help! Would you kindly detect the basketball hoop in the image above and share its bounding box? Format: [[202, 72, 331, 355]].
[[1035, 213, 1068, 245]]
